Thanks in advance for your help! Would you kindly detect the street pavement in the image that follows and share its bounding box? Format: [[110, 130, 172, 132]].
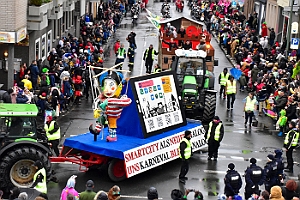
[[48, 1, 300, 199]]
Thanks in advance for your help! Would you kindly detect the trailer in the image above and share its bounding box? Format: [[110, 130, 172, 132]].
[[50, 71, 208, 181], [157, 16, 218, 72]]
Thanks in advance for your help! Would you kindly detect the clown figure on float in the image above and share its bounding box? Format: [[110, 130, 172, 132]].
[[93, 70, 132, 142]]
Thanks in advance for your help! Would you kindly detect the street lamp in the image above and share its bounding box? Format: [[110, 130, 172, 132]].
[[3, 52, 8, 57]]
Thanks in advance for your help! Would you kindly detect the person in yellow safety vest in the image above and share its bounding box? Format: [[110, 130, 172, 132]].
[[225, 75, 237, 111], [283, 121, 300, 173], [31, 160, 47, 194], [218, 68, 229, 99], [143, 44, 159, 74], [178, 130, 192, 184], [44, 115, 61, 156], [115, 43, 126, 70], [206, 116, 224, 161], [243, 92, 258, 128], [153, 64, 162, 74]]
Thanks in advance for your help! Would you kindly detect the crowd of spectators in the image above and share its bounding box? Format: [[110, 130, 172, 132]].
[[197, 0, 300, 127], [0, 1, 125, 121]]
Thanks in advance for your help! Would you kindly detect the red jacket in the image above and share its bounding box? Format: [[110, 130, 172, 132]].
[[114, 42, 120, 53]]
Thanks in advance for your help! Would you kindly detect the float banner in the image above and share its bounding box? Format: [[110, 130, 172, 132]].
[[123, 125, 206, 177]]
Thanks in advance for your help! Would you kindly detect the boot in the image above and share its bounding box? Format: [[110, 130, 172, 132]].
[[278, 132, 283, 137]]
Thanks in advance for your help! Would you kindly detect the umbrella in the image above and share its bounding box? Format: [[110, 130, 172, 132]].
[[230, 68, 242, 80], [263, 109, 277, 119], [19, 188, 41, 200]]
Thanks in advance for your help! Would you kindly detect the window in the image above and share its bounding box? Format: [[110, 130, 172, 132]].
[[35, 38, 40, 60], [54, 20, 57, 40], [0, 117, 36, 137], [63, 12, 66, 32], [41, 34, 46, 61], [71, 11, 74, 26], [58, 18, 61, 38], [47, 30, 52, 53]]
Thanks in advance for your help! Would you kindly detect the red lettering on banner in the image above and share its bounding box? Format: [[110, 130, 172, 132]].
[[124, 142, 160, 162], [126, 163, 140, 175], [170, 149, 179, 158]]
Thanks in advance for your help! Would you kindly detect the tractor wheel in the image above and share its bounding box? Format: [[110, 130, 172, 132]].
[[0, 146, 51, 188], [202, 93, 216, 123], [108, 159, 126, 182]]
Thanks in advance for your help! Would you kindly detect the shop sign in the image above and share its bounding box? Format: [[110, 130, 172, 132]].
[[16, 27, 27, 43], [0, 31, 15, 43], [291, 22, 298, 34]]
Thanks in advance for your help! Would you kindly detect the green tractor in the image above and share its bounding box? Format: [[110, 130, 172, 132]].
[[171, 49, 217, 122], [0, 104, 52, 191]]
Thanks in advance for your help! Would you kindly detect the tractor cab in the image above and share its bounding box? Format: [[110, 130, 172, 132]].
[[0, 104, 46, 147], [171, 49, 217, 122]]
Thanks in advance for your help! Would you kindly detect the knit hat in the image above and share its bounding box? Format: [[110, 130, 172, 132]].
[[270, 186, 284, 200], [250, 158, 257, 164], [96, 191, 108, 200], [267, 154, 274, 161], [228, 163, 235, 170], [234, 195, 242, 200], [185, 130, 192, 137], [213, 116, 220, 120], [274, 149, 282, 158], [171, 189, 183, 200]]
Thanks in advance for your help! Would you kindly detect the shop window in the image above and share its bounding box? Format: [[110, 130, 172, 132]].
[[41, 34, 46, 61], [35, 38, 40, 60], [47, 30, 52, 53]]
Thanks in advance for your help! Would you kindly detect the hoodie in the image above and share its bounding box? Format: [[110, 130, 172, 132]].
[[60, 175, 79, 200], [277, 110, 287, 127], [270, 186, 284, 200]]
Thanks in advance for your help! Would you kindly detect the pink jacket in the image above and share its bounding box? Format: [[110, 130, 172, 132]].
[[60, 187, 79, 200]]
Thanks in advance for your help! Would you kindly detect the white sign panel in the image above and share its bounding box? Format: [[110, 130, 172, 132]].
[[292, 22, 298, 34], [290, 38, 299, 49], [123, 125, 207, 177], [134, 74, 183, 133]]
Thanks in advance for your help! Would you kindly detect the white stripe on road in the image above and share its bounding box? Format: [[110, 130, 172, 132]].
[[140, 40, 147, 76], [203, 170, 227, 174], [230, 156, 244, 160]]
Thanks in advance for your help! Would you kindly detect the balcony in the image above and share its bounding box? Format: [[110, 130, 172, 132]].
[[48, 5, 63, 20], [27, 14, 48, 30], [28, 1, 54, 17]]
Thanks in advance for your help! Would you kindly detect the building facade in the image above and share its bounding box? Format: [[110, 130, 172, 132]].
[[0, 0, 86, 90]]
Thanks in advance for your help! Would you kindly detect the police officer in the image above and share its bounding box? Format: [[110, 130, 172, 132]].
[[127, 44, 135, 72], [115, 43, 126, 70], [274, 149, 284, 185], [263, 154, 278, 192], [224, 163, 242, 197], [206, 116, 224, 161], [143, 44, 158, 74], [44, 115, 61, 156], [244, 92, 258, 128], [178, 130, 192, 184], [225, 75, 237, 111], [31, 160, 47, 194], [244, 158, 264, 199], [219, 68, 229, 99], [283, 121, 300, 173]]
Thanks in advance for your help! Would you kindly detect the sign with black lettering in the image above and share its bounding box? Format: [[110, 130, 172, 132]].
[[123, 125, 207, 178]]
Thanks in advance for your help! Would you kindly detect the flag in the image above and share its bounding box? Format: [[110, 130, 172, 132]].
[[145, 8, 162, 20], [146, 16, 161, 30]]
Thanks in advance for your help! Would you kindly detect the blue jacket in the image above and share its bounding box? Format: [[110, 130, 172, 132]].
[[63, 81, 71, 97], [30, 65, 39, 79], [245, 164, 264, 187], [16, 92, 29, 104]]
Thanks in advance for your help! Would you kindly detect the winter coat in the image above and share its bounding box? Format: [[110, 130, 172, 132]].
[[286, 102, 297, 121], [275, 95, 288, 111], [270, 186, 284, 200], [251, 67, 260, 83]]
